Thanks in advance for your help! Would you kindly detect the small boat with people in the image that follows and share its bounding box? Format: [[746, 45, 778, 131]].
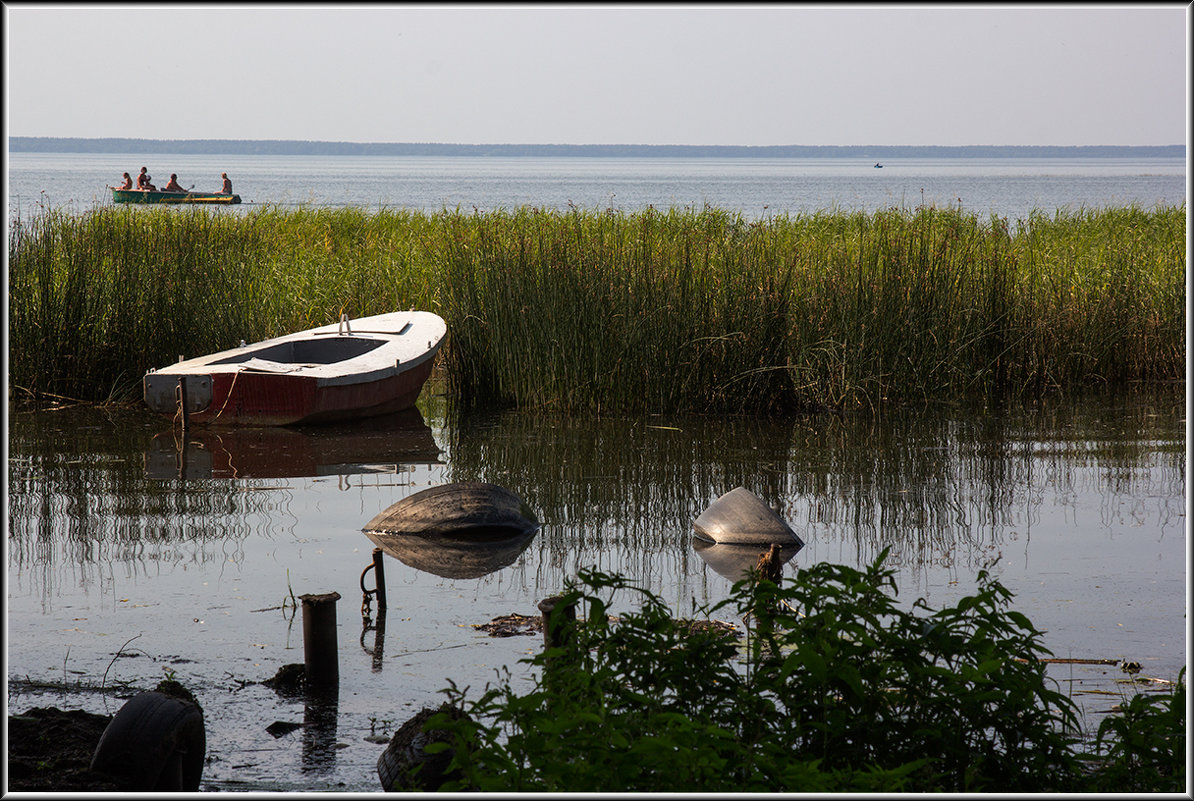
[[143, 311, 447, 426], [112, 169, 240, 204], [113, 188, 241, 205], [112, 188, 242, 205]]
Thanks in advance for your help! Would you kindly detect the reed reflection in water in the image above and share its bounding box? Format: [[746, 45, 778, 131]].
[[9, 408, 274, 611], [6, 391, 1183, 791], [9, 393, 1183, 614], [443, 393, 1184, 613]]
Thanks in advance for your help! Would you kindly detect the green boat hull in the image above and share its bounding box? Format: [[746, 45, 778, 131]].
[[112, 189, 241, 205]]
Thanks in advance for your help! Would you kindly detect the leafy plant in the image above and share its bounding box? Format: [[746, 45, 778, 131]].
[[427, 554, 1094, 792], [1086, 669, 1186, 792]]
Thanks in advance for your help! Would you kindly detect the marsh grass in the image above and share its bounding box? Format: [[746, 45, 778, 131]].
[[8, 203, 1184, 409]]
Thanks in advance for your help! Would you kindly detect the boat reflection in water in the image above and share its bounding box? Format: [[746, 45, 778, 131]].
[[364, 528, 539, 580], [144, 407, 441, 480], [362, 483, 540, 579], [691, 486, 805, 582], [692, 539, 802, 582]]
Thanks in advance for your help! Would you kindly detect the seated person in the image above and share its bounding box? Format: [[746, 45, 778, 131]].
[[116, 172, 133, 190], [218, 172, 232, 194], [136, 167, 155, 191], [163, 174, 187, 193]]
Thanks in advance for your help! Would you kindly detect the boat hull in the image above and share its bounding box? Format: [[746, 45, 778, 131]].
[[143, 311, 446, 427], [362, 483, 541, 579], [113, 189, 241, 205], [693, 486, 804, 546]]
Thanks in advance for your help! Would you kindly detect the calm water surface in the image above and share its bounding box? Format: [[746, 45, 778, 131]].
[[5, 150, 1188, 790], [7, 151, 1186, 221], [6, 387, 1186, 791]]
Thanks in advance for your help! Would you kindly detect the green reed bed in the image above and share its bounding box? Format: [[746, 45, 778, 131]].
[[8, 205, 440, 401], [8, 203, 1185, 409], [440, 203, 1185, 412]]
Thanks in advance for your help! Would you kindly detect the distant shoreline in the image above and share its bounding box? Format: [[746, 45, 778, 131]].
[[8, 137, 1185, 159]]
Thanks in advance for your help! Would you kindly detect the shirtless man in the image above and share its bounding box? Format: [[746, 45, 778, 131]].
[[116, 172, 133, 190], [136, 167, 156, 191], [218, 173, 232, 194], [163, 174, 187, 193]]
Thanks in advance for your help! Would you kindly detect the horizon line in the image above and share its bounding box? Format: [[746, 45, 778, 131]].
[[9, 136, 1185, 149]]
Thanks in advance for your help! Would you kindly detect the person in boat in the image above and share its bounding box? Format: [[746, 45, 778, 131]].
[[116, 172, 133, 190], [136, 167, 156, 191], [218, 172, 232, 194], [163, 174, 187, 193]]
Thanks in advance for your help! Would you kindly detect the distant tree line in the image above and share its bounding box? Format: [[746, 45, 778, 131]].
[[7, 137, 1186, 159]]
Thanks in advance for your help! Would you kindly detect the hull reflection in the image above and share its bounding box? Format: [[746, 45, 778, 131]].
[[692, 538, 802, 582], [362, 483, 541, 579], [144, 408, 441, 479], [364, 529, 538, 579]]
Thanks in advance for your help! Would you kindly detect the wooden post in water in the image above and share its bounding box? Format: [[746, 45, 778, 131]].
[[537, 595, 576, 650], [300, 592, 341, 695]]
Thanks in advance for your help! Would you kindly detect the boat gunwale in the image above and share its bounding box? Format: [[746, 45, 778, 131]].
[[146, 312, 446, 385]]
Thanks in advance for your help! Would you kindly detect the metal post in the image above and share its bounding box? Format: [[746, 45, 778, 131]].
[[177, 376, 190, 432], [371, 548, 386, 612], [300, 591, 341, 695]]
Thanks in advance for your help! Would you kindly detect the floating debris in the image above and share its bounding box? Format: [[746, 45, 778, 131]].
[[266, 720, 302, 738], [263, 663, 306, 697], [675, 618, 742, 641], [473, 613, 542, 638]]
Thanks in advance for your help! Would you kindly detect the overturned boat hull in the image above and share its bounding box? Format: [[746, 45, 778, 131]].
[[693, 486, 805, 546], [363, 483, 541, 579]]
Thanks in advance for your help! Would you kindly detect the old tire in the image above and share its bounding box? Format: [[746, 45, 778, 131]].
[[377, 705, 470, 791], [90, 691, 206, 791]]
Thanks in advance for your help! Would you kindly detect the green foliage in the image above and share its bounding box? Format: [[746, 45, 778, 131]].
[[7, 205, 440, 402], [8, 203, 1185, 408], [1085, 669, 1186, 792], [427, 556, 1113, 792]]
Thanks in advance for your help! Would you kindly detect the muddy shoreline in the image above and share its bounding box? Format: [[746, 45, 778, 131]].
[[8, 706, 120, 792]]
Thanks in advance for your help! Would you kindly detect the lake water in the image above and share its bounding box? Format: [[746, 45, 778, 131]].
[[5, 151, 1189, 791], [6, 151, 1187, 222], [6, 387, 1187, 792]]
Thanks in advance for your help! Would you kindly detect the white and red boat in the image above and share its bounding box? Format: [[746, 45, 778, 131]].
[[143, 311, 446, 426]]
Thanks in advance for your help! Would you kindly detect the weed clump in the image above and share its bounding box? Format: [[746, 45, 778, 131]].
[[428, 556, 1185, 792]]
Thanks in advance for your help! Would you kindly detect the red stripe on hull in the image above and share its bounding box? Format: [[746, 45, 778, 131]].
[[186, 360, 435, 426]]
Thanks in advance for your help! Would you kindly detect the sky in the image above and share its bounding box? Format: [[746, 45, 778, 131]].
[[3, 4, 1188, 147]]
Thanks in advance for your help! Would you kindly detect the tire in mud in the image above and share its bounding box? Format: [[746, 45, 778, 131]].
[[90, 691, 206, 791], [377, 704, 470, 791]]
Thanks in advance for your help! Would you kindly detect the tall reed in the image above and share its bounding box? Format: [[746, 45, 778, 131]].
[[8, 205, 439, 401], [8, 203, 1184, 410]]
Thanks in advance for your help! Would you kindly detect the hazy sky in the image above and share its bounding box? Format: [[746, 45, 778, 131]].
[[4, 4, 1187, 146]]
